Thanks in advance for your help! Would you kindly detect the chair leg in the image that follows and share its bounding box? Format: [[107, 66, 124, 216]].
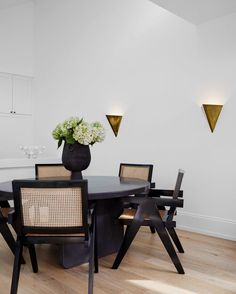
[[94, 236, 98, 273], [28, 244, 38, 273], [0, 222, 16, 255], [149, 226, 156, 234], [112, 220, 141, 269], [155, 226, 184, 274], [94, 213, 98, 273], [0, 223, 25, 265], [88, 225, 95, 294], [10, 240, 23, 294], [167, 227, 184, 253]]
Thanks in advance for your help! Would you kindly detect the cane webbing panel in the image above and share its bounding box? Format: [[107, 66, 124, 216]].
[[37, 165, 71, 178], [20, 187, 83, 227], [120, 166, 150, 181]]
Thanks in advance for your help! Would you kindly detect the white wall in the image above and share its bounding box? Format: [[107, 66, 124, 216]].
[[177, 12, 236, 240], [33, 0, 197, 173], [1, 0, 236, 240], [0, 2, 34, 75], [0, 2, 34, 165], [32, 0, 236, 240]]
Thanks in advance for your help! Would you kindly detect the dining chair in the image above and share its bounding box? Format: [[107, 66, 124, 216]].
[[9, 179, 97, 294], [119, 163, 155, 233], [0, 200, 26, 264], [0, 202, 15, 255], [119, 163, 153, 184], [148, 170, 185, 253], [35, 163, 71, 178], [112, 169, 185, 274]]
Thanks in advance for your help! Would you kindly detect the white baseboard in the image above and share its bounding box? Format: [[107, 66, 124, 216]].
[[176, 211, 236, 241]]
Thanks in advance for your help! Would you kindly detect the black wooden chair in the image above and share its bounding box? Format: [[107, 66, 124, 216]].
[[148, 170, 185, 253], [112, 169, 185, 274], [119, 163, 154, 184], [0, 202, 15, 255], [119, 163, 156, 233], [9, 179, 97, 294], [0, 200, 26, 265], [35, 163, 71, 178]]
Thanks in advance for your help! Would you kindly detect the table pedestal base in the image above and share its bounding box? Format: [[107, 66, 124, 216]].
[[59, 198, 124, 268]]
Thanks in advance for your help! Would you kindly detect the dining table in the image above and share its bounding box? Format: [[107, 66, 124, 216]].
[[0, 176, 150, 268]]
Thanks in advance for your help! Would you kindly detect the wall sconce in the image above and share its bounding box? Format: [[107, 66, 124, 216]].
[[106, 115, 122, 137], [202, 104, 223, 132]]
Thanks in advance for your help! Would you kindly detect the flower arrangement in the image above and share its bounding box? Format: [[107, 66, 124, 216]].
[[52, 117, 105, 148]]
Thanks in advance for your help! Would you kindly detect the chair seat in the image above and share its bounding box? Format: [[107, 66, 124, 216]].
[[0, 207, 14, 218], [26, 233, 85, 237], [119, 208, 165, 220]]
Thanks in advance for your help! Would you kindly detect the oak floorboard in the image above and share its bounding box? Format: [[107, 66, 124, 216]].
[[0, 228, 235, 293]]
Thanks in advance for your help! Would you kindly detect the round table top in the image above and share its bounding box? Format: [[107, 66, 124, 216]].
[[0, 176, 150, 201]]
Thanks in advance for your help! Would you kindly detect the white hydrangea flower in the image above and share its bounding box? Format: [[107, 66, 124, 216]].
[[73, 122, 93, 145], [91, 121, 105, 144], [52, 116, 105, 147]]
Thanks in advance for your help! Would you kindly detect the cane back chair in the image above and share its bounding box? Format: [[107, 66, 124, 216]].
[[112, 169, 185, 274], [9, 179, 97, 294], [119, 163, 155, 233], [0, 202, 15, 255], [35, 163, 71, 178], [119, 163, 153, 185]]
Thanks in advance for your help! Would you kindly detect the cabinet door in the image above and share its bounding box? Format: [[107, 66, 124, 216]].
[[13, 76, 32, 115], [0, 73, 12, 114]]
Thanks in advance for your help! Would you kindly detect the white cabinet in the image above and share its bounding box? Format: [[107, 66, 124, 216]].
[[12, 75, 32, 115], [0, 72, 32, 115], [0, 73, 12, 113]]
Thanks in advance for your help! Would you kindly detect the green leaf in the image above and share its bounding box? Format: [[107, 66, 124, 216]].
[[58, 139, 63, 149], [66, 136, 76, 145]]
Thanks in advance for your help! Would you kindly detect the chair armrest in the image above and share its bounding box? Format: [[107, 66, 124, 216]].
[[134, 183, 155, 197], [149, 189, 183, 197], [7, 209, 16, 224], [134, 192, 148, 197], [122, 196, 184, 208], [153, 197, 183, 207]]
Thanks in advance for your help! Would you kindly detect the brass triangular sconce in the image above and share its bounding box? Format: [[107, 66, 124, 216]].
[[106, 115, 122, 137], [202, 104, 223, 132]]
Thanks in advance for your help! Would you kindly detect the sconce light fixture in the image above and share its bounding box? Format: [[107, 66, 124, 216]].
[[106, 115, 122, 137], [202, 104, 223, 132]]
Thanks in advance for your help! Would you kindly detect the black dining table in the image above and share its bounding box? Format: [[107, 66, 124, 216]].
[[0, 176, 150, 268]]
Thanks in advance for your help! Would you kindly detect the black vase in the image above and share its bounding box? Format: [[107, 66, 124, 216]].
[[62, 142, 91, 179]]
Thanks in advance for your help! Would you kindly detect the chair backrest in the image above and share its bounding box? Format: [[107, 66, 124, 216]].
[[119, 163, 153, 183], [173, 169, 185, 199], [165, 169, 185, 221], [12, 180, 89, 238], [35, 164, 71, 178]]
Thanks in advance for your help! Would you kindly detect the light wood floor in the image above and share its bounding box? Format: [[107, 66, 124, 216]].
[[0, 228, 236, 294]]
